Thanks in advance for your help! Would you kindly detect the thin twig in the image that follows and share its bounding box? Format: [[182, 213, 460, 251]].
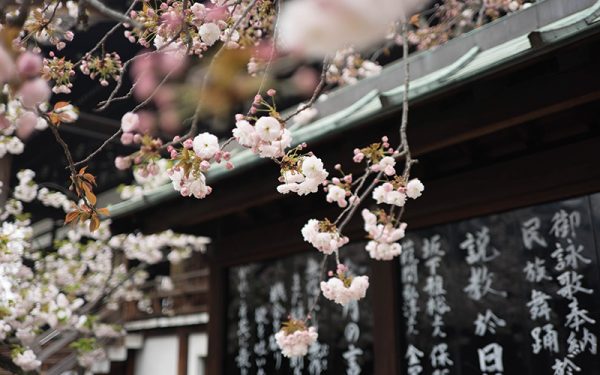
[[283, 59, 329, 122], [80, 0, 142, 29], [75, 0, 139, 67]]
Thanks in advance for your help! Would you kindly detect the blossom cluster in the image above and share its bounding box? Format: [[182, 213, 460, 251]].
[[233, 115, 292, 159], [165, 131, 233, 199], [403, 0, 533, 50], [301, 218, 349, 255], [320, 264, 369, 305], [0, 170, 211, 372], [362, 209, 407, 260], [326, 48, 383, 86], [109, 229, 210, 265], [80, 52, 123, 86], [277, 153, 329, 196], [126, 1, 237, 55], [274, 320, 319, 358]]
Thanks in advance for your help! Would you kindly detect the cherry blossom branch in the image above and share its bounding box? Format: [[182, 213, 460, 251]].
[[74, 0, 140, 67], [75, 0, 264, 167], [79, 0, 143, 29], [304, 22, 413, 323], [95, 49, 166, 111], [283, 59, 330, 122], [49, 124, 77, 176], [399, 22, 413, 181], [304, 253, 329, 323]]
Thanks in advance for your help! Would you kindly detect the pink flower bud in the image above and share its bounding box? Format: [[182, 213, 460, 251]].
[[114, 156, 131, 170], [170, 150, 178, 159], [183, 139, 193, 149], [222, 151, 231, 161], [225, 161, 234, 170], [267, 88, 276, 97], [120, 132, 134, 145], [353, 152, 364, 163], [235, 114, 244, 121], [381, 136, 388, 142], [200, 160, 211, 171], [133, 134, 143, 143], [253, 94, 262, 104], [334, 163, 341, 170]]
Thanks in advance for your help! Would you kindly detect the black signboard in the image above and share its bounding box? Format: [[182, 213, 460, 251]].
[[225, 243, 374, 375], [400, 194, 600, 375]]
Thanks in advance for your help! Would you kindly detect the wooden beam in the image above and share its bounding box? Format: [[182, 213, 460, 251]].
[[410, 68, 600, 156], [371, 259, 401, 375]]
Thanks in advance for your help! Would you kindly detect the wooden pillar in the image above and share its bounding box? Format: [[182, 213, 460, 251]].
[[370, 258, 401, 375], [206, 264, 227, 375]]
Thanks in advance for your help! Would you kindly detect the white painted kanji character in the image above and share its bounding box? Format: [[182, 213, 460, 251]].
[[567, 331, 582, 356], [478, 343, 504, 373], [526, 289, 552, 321], [531, 326, 543, 354], [521, 217, 548, 249], [343, 299, 360, 322], [425, 256, 443, 275], [405, 345, 424, 366], [290, 356, 304, 375], [581, 327, 597, 355], [523, 257, 551, 283], [344, 322, 360, 344], [424, 275, 446, 296], [552, 357, 581, 375], [549, 210, 580, 239], [563, 239, 591, 270], [432, 314, 447, 338], [557, 271, 593, 300], [542, 324, 559, 353], [308, 341, 329, 375], [343, 345, 363, 375], [407, 365, 423, 375], [427, 296, 451, 317], [423, 235, 445, 259], [402, 262, 419, 284], [430, 343, 454, 368], [460, 226, 500, 265], [565, 298, 596, 332], [464, 265, 507, 300], [474, 309, 506, 336]]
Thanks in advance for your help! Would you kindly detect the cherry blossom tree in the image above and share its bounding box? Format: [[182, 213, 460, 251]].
[[0, 0, 533, 372]]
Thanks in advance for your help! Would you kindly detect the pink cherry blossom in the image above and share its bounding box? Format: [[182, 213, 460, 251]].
[[275, 326, 318, 358], [320, 274, 369, 305]]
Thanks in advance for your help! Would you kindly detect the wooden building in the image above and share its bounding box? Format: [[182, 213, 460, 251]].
[[109, 0, 600, 373]]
